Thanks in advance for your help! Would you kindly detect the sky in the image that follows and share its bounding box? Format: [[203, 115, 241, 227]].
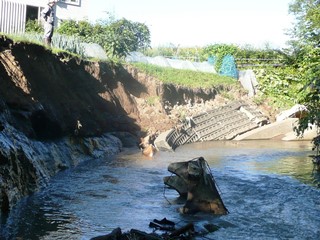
[[87, 0, 295, 49]]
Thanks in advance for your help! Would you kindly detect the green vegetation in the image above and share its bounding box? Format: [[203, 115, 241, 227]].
[[56, 18, 150, 59], [25, 19, 43, 33], [145, 96, 160, 106], [7, 32, 86, 57], [287, 0, 320, 138], [9, 0, 319, 142], [130, 62, 238, 89], [140, 43, 299, 111], [253, 67, 303, 110], [201, 44, 238, 72], [143, 44, 285, 70], [24, 14, 150, 59]]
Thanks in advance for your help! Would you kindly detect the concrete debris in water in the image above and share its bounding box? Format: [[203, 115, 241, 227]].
[[91, 218, 220, 240], [139, 132, 159, 157], [164, 157, 228, 215]]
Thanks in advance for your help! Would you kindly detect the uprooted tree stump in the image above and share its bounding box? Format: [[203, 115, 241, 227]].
[[164, 157, 228, 215]]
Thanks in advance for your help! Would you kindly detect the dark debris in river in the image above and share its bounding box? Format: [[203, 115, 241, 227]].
[[90, 218, 220, 240]]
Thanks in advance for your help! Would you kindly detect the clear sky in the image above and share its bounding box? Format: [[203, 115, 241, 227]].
[[87, 0, 295, 49]]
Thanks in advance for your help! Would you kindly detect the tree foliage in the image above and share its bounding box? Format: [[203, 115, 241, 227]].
[[102, 18, 151, 59], [294, 45, 320, 136], [25, 19, 43, 33], [201, 44, 238, 72], [288, 0, 320, 137], [288, 0, 320, 46], [254, 67, 303, 110], [56, 18, 151, 59]]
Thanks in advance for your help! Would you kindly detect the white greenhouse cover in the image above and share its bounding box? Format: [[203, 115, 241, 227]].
[[126, 52, 217, 74]]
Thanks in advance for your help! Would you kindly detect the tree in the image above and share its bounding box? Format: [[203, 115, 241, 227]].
[[285, 0, 320, 67], [56, 18, 151, 59], [288, 0, 320, 46], [103, 18, 150, 59], [56, 19, 92, 39], [289, 0, 320, 146], [201, 44, 239, 73]]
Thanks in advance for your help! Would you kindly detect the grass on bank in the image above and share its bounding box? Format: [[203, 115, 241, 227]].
[[5, 33, 239, 91], [130, 62, 239, 89], [3, 34, 295, 113], [4, 33, 87, 58]]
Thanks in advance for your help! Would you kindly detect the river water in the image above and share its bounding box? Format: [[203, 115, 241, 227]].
[[1, 140, 320, 240]]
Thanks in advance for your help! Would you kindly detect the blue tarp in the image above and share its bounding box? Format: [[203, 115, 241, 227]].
[[208, 54, 238, 79], [220, 54, 238, 79]]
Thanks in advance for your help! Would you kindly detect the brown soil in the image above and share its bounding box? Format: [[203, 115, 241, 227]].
[[0, 35, 277, 142], [0, 35, 279, 217]]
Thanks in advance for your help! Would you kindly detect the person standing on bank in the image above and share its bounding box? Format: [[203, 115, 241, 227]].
[[41, 0, 58, 47]]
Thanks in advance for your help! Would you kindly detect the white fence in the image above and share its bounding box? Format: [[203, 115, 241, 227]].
[[0, 0, 88, 35], [0, 0, 26, 34]]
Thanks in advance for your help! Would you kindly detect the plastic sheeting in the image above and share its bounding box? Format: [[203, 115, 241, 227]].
[[127, 52, 264, 97], [238, 70, 259, 97], [81, 43, 108, 60], [126, 52, 217, 73], [219, 54, 238, 79]]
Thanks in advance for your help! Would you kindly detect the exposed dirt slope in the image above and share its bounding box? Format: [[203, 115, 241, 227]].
[[0, 36, 281, 219], [0, 36, 276, 141], [0, 36, 142, 140]]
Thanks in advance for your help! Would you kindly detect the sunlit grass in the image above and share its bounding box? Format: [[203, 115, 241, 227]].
[[130, 62, 238, 89], [2, 34, 239, 91], [4, 33, 86, 57]]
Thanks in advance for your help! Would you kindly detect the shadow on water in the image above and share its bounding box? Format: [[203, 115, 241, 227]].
[[1, 140, 320, 239]]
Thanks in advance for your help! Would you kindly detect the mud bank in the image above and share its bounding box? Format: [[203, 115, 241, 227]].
[[0, 123, 122, 215], [0, 35, 255, 216], [0, 36, 139, 214]]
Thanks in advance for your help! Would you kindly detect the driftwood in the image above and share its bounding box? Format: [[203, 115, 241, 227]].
[[149, 218, 175, 231], [91, 219, 218, 240], [164, 157, 228, 215], [91, 228, 163, 240], [149, 219, 196, 239], [90, 218, 219, 240], [141, 144, 157, 157], [169, 223, 194, 237], [139, 132, 158, 157]]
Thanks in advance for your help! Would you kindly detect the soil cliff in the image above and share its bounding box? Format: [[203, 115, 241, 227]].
[[1, 36, 233, 138], [0, 35, 262, 216], [0, 37, 141, 138]]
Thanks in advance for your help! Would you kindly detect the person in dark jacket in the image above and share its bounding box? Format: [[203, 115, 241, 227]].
[[41, 0, 58, 47]]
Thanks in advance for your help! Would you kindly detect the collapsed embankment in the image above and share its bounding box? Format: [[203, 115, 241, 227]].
[[0, 36, 249, 216]]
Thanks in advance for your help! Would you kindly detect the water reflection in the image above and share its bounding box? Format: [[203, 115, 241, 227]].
[[177, 140, 319, 187], [1, 140, 320, 240], [1, 193, 82, 239]]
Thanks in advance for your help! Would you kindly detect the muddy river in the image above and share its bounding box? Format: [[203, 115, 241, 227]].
[[1, 140, 320, 239]]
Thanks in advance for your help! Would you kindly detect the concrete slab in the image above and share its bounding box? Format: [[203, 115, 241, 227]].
[[154, 129, 175, 152], [282, 127, 317, 141], [234, 118, 299, 140]]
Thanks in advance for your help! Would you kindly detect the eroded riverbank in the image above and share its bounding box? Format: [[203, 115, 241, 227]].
[[1, 35, 270, 216]]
